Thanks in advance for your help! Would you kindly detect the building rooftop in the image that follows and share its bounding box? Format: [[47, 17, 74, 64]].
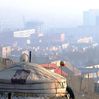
[[0, 62, 67, 97]]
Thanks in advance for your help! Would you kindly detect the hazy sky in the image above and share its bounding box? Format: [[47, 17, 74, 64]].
[[0, 0, 99, 27]]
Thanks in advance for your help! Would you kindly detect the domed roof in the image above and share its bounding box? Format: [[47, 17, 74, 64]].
[[0, 62, 65, 82], [0, 62, 67, 97]]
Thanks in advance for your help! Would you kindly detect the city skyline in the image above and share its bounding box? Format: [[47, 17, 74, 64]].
[[0, 0, 99, 28]]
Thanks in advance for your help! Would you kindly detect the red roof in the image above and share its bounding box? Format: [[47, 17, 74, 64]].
[[41, 63, 57, 69], [54, 68, 68, 77], [40, 63, 68, 77]]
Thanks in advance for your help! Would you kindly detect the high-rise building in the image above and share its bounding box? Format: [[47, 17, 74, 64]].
[[96, 16, 99, 26], [60, 33, 65, 42], [24, 21, 43, 33], [83, 9, 99, 26]]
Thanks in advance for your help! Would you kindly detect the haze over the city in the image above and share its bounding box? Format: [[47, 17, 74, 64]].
[[0, 0, 99, 28], [0, 1, 99, 99]]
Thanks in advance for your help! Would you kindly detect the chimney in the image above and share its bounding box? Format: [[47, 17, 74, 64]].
[[29, 51, 31, 62]]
